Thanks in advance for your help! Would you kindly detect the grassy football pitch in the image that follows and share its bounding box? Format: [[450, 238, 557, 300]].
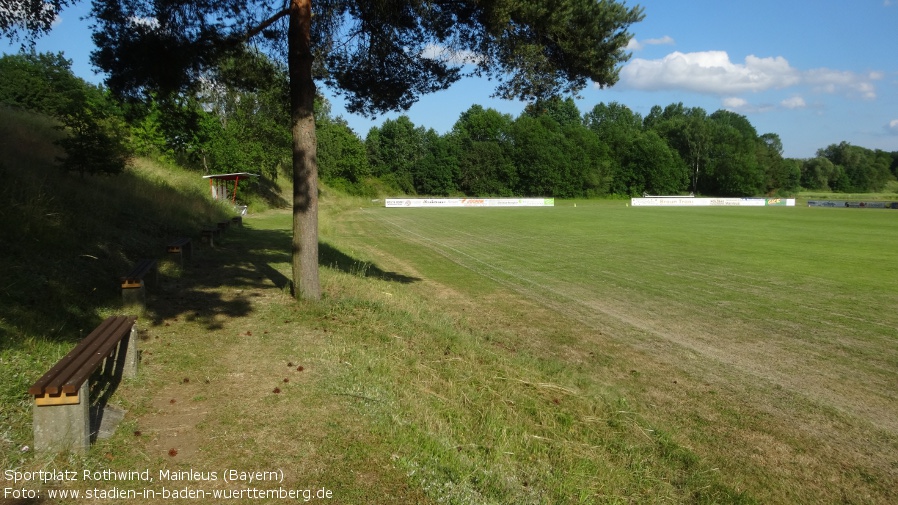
[[324, 199, 898, 503]]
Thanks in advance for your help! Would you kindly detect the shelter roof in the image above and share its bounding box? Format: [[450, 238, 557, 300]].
[[202, 172, 259, 181]]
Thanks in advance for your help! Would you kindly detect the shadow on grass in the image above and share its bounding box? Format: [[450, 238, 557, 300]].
[[142, 223, 419, 330], [0, 219, 420, 347], [319, 242, 420, 284]]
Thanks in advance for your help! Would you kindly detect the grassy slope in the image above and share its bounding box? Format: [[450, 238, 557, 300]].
[[0, 106, 236, 469], [2, 106, 897, 504]]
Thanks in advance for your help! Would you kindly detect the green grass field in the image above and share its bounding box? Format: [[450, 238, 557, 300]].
[[319, 200, 898, 503]]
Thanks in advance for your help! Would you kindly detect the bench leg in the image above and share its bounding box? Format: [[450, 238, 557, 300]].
[[122, 284, 146, 310], [33, 381, 90, 453], [168, 250, 184, 266], [123, 324, 138, 379], [148, 264, 158, 287]]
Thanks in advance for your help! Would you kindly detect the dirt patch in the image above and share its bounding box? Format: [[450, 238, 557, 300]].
[[140, 383, 209, 461]]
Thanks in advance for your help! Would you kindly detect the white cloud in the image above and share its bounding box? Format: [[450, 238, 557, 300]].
[[645, 36, 675, 46], [619, 50, 880, 101], [804, 68, 880, 99], [129, 16, 160, 29], [620, 51, 800, 94], [722, 97, 749, 109], [780, 96, 807, 109], [626, 35, 675, 51], [721, 97, 776, 114], [420, 43, 482, 65], [887, 119, 898, 135]]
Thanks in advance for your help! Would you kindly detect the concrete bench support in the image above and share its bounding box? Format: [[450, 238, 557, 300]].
[[121, 259, 157, 310], [33, 381, 90, 452], [30, 317, 138, 453], [201, 227, 220, 246], [166, 237, 192, 265]]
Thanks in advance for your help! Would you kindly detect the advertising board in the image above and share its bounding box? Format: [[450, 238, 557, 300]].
[[385, 198, 555, 208], [630, 198, 795, 207]]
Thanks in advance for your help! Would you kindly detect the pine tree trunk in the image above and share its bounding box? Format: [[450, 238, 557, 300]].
[[288, 0, 320, 300]]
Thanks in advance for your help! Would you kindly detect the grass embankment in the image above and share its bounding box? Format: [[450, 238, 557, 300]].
[[1, 106, 236, 472]]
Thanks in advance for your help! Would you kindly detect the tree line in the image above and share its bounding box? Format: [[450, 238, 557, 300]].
[[3, 51, 897, 199], [334, 98, 898, 198]]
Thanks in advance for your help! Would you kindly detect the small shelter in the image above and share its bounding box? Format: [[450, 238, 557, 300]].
[[202, 172, 259, 204]]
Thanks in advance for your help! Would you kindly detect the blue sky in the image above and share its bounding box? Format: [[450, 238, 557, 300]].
[[3, 0, 897, 158]]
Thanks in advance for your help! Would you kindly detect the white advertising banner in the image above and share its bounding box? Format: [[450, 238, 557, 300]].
[[631, 197, 795, 207], [385, 198, 555, 208]]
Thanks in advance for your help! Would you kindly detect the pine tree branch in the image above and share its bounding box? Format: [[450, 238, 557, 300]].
[[243, 8, 290, 41]]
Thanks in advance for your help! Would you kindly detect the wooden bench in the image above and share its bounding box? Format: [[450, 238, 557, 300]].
[[217, 220, 230, 231], [201, 226, 221, 246], [120, 259, 157, 308], [166, 237, 192, 264], [29, 315, 139, 452], [231, 215, 243, 227]]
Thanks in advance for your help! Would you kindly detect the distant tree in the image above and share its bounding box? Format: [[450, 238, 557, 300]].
[[415, 129, 457, 196], [511, 114, 573, 196], [644, 103, 710, 194], [366, 116, 425, 194], [55, 85, 132, 177], [0, 52, 83, 115], [317, 119, 370, 188], [817, 142, 893, 192], [800, 157, 835, 190], [199, 52, 292, 181], [757, 133, 799, 195], [128, 98, 176, 161], [586, 102, 685, 196], [56, 95, 132, 177], [632, 131, 688, 195], [561, 122, 612, 197], [583, 102, 645, 195], [524, 96, 582, 128], [0, 52, 132, 176], [890, 151, 898, 179], [452, 105, 516, 195], [89, 0, 644, 300], [584, 101, 642, 152], [705, 110, 764, 196], [777, 158, 802, 194]]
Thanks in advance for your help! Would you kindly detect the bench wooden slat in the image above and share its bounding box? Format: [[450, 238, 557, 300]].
[[167, 237, 191, 252], [121, 259, 156, 288], [28, 316, 137, 398], [61, 315, 134, 394]]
